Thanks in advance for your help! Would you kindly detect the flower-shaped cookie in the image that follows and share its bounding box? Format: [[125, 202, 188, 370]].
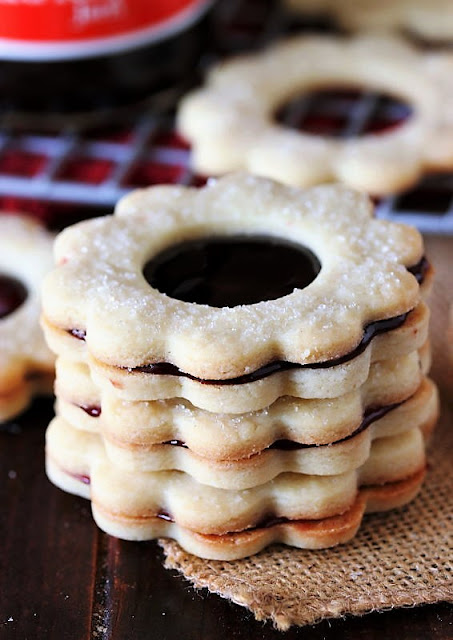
[[284, 0, 453, 43], [41, 173, 424, 383], [0, 215, 55, 421], [177, 34, 453, 195]]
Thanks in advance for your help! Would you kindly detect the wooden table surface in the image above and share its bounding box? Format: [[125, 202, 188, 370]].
[[1, 236, 452, 639]]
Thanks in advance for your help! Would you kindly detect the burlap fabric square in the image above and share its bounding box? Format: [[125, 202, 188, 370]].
[[160, 236, 453, 630]]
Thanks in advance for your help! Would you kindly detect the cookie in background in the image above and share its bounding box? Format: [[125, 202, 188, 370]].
[[0, 214, 55, 423], [177, 33, 453, 195]]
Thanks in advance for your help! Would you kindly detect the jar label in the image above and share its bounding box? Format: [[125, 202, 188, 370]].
[[0, 0, 212, 60]]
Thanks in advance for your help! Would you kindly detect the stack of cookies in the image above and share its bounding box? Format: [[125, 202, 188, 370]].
[[41, 173, 438, 560]]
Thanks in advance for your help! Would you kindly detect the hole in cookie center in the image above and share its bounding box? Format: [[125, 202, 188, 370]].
[[143, 236, 321, 307], [0, 274, 28, 319], [275, 88, 412, 137]]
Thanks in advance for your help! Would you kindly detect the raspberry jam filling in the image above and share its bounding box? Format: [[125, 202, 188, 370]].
[[407, 256, 429, 285], [275, 88, 413, 137], [69, 328, 86, 340], [0, 273, 28, 319], [79, 404, 102, 418], [130, 312, 408, 384], [143, 235, 322, 307]]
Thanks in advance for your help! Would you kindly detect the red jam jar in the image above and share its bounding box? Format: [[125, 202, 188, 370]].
[[0, 0, 214, 120]]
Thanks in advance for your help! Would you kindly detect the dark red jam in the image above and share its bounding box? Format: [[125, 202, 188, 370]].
[[79, 404, 102, 418], [0, 274, 27, 319], [156, 510, 174, 523], [163, 439, 187, 448], [256, 515, 290, 530], [275, 88, 413, 138], [407, 256, 430, 285], [269, 401, 400, 450], [69, 328, 86, 341], [72, 472, 90, 485], [129, 312, 408, 384], [143, 236, 322, 307]]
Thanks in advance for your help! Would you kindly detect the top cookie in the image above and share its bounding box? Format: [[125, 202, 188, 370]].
[[41, 173, 424, 381], [177, 34, 453, 195]]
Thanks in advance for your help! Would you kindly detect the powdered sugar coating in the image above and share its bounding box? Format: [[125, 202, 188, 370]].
[[177, 34, 453, 194], [41, 174, 423, 380], [0, 215, 55, 421]]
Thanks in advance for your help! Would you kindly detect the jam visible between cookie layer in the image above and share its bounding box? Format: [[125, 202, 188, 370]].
[[0, 274, 28, 319], [66, 255, 428, 384], [407, 256, 429, 285], [69, 328, 87, 340], [61, 466, 422, 532], [79, 404, 102, 418], [130, 312, 408, 384], [269, 401, 400, 450], [75, 397, 402, 451], [143, 236, 322, 307]]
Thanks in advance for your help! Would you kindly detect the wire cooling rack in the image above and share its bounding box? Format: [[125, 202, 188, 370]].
[[0, 0, 451, 234]]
